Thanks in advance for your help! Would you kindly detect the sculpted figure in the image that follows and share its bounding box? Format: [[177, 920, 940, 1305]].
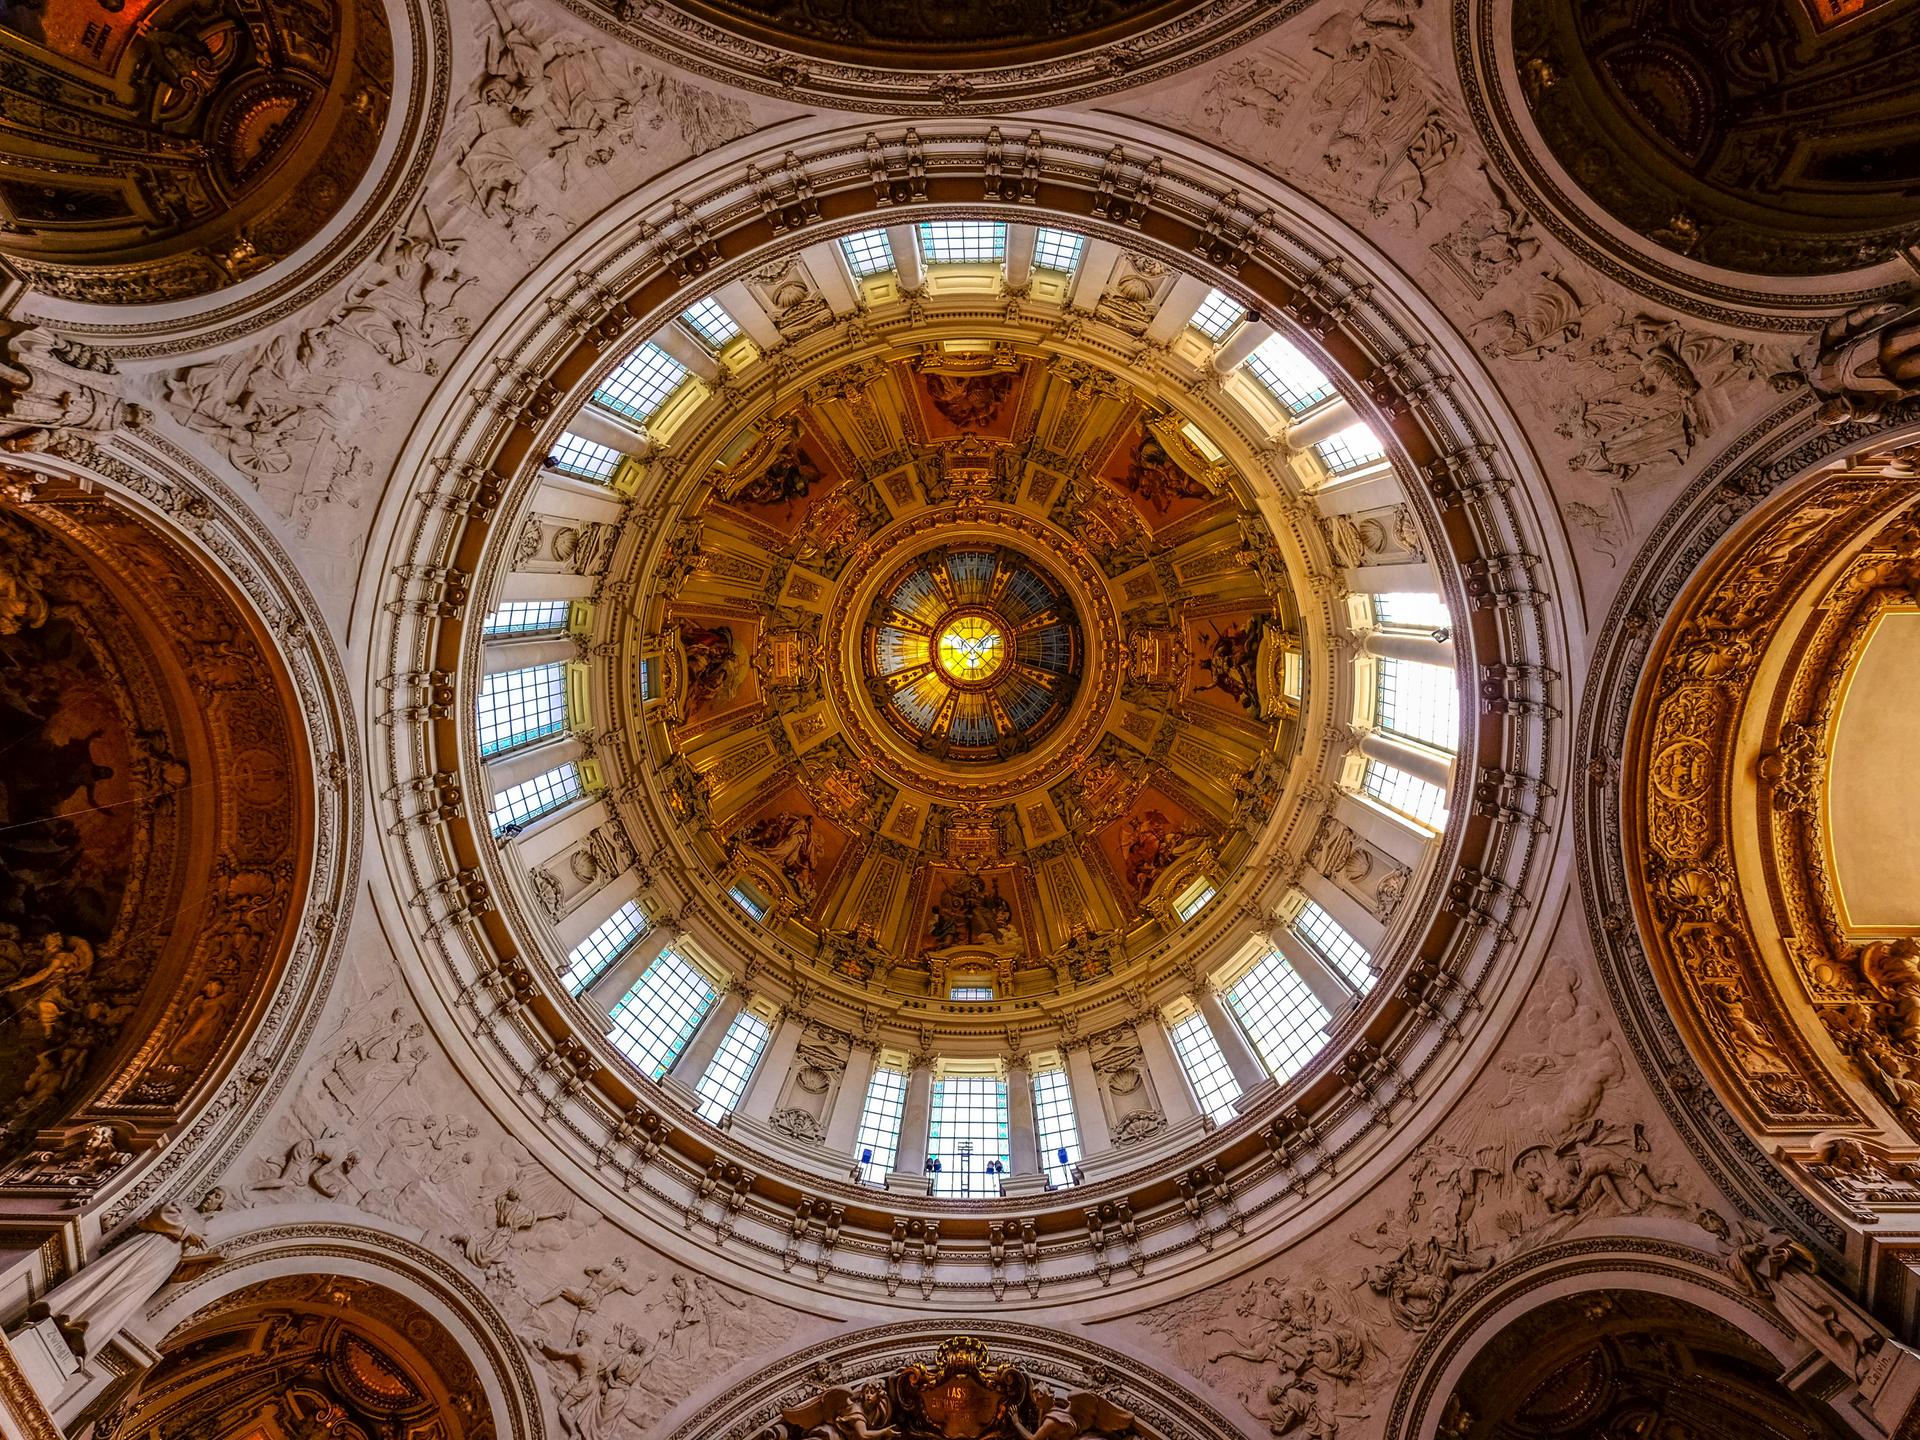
[[1862, 939, 1920, 1051], [1801, 300, 1920, 423], [779, 1383, 897, 1440], [0, 326, 146, 451], [29, 1204, 217, 1358], [5, 933, 95, 1038], [1016, 1384, 1138, 1440], [1727, 1222, 1887, 1383]]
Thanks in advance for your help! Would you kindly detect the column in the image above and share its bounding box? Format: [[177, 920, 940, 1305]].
[[1360, 730, 1453, 790], [1136, 1017, 1198, 1126], [824, 1043, 875, 1154], [709, 279, 783, 350], [1284, 396, 1357, 451], [484, 734, 585, 795], [1145, 273, 1212, 344], [500, 571, 597, 603], [888, 1062, 934, 1182], [799, 240, 859, 315], [1194, 987, 1268, 1095], [482, 636, 574, 676], [1069, 238, 1122, 310], [739, 1011, 803, 1119], [564, 404, 646, 455], [888, 223, 925, 289], [1213, 318, 1272, 373], [1271, 929, 1352, 1014], [580, 918, 669, 1013], [653, 323, 721, 383], [1005, 1057, 1038, 1179], [666, 987, 745, 1085], [1063, 1045, 1112, 1154], [1343, 560, 1436, 595], [1003, 224, 1036, 290], [1362, 630, 1455, 665]]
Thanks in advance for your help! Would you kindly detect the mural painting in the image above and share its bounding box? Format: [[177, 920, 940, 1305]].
[[712, 419, 843, 536], [911, 362, 1024, 439], [727, 788, 850, 908], [1102, 425, 1214, 524], [920, 869, 1024, 960], [0, 521, 143, 1143], [1102, 792, 1210, 901], [1186, 612, 1274, 720], [672, 618, 755, 723]]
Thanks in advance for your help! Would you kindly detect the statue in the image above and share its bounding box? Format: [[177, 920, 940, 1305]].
[[0, 324, 145, 451], [1862, 939, 1920, 1051], [1015, 1385, 1138, 1440], [27, 1203, 218, 1358], [1799, 299, 1920, 424], [777, 1384, 898, 1440]]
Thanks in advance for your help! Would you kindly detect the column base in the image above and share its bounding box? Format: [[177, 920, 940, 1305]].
[[1002, 1173, 1050, 1198], [884, 1171, 933, 1196], [6, 1319, 79, 1410]]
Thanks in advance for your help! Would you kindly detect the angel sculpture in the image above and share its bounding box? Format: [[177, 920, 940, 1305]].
[[1013, 1384, 1139, 1440], [777, 1383, 897, 1440]]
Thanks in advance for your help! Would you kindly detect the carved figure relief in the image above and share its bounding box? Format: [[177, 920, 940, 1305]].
[[757, 1338, 1157, 1440]]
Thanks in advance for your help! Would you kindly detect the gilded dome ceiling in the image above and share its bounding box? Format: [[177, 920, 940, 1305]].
[[863, 544, 1084, 762], [639, 344, 1301, 999], [0, 0, 393, 303]]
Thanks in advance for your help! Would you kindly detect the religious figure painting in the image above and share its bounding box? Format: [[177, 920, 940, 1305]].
[[1106, 427, 1212, 523], [922, 871, 1022, 956], [1188, 613, 1274, 719], [913, 363, 1023, 439], [0, 526, 143, 1149], [734, 811, 817, 896], [1104, 793, 1208, 901], [677, 621, 749, 718], [720, 432, 834, 534]]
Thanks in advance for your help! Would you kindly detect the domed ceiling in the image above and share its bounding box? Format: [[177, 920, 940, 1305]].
[[0, 0, 392, 302], [638, 346, 1301, 999], [1514, 0, 1920, 275], [656, 0, 1199, 68]]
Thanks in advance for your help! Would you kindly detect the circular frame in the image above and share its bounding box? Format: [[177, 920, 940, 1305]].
[[359, 115, 1569, 1307]]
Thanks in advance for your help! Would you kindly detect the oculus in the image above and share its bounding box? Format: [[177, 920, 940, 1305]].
[[864, 546, 1083, 762]]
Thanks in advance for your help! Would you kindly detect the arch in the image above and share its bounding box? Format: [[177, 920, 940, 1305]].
[[0, 428, 360, 1236], [1387, 1234, 1822, 1440], [122, 1211, 542, 1440], [1578, 397, 1920, 1252], [1456, 0, 1920, 320], [4, 0, 449, 353], [652, 1321, 1241, 1440]]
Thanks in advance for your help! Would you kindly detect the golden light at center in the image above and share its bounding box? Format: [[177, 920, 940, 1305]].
[[934, 612, 1008, 685]]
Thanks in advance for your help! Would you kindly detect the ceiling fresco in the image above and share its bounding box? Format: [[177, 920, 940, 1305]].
[[1514, 0, 1920, 275], [638, 346, 1302, 998]]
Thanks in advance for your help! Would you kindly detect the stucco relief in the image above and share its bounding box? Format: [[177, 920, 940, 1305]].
[[153, 0, 769, 547], [230, 958, 805, 1438], [1121, 0, 1800, 598], [1126, 948, 1718, 1439]]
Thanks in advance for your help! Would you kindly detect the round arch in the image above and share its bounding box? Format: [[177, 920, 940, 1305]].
[[651, 1319, 1242, 1440], [0, 427, 360, 1237], [1386, 1233, 1815, 1440], [1579, 396, 1920, 1257], [131, 1209, 544, 1440]]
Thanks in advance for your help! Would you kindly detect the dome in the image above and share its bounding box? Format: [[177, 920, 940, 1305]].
[[864, 543, 1083, 762], [626, 331, 1310, 1006], [453, 197, 1477, 1229]]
